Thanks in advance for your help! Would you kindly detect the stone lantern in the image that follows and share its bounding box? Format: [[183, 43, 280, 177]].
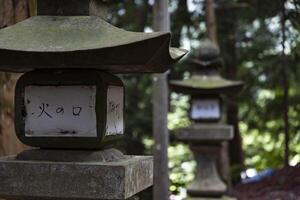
[[170, 40, 243, 199], [0, 1, 187, 199]]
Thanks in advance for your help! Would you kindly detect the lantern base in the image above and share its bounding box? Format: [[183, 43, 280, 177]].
[[176, 124, 233, 143], [185, 196, 237, 200], [177, 124, 234, 198], [187, 145, 227, 197], [0, 149, 153, 200], [16, 148, 126, 162]]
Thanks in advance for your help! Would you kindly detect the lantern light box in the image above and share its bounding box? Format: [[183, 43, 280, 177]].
[[190, 98, 221, 121], [15, 70, 124, 149]]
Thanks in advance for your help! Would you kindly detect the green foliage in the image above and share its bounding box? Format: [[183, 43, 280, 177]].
[[234, 0, 300, 170], [168, 93, 193, 195], [168, 93, 190, 130], [168, 144, 195, 195]]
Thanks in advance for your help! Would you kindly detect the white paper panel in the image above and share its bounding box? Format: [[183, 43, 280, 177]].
[[24, 86, 97, 137], [191, 99, 221, 120], [106, 86, 124, 135]]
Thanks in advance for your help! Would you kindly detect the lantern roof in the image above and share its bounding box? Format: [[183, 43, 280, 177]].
[[170, 39, 244, 94], [0, 5, 187, 73], [170, 74, 243, 95]]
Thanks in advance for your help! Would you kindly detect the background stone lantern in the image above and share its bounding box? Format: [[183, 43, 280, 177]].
[[170, 40, 243, 199], [0, 0, 187, 199]]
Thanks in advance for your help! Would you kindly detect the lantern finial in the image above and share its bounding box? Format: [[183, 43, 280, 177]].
[[196, 39, 220, 61], [190, 39, 223, 69]]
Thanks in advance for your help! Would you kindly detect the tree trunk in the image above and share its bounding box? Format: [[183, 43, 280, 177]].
[[224, 23, 244, 181], [152, 0, 170, 199], [216, 3, 244, 184], [0, 0, 31, 156], [281, 0, 289, 167], [205, 0, 217, 44]]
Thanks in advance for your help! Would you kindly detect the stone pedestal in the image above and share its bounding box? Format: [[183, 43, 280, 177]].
[[0, 149, 153, 200], [177, 124, 233, 199], [187, 145, 226, 197], [186, 196, 237, 200]]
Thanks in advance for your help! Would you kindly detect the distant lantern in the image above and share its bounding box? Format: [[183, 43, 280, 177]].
[[170, 40, 243, 198], [0, 0, 187, 149], [170, 40, 243, 122]]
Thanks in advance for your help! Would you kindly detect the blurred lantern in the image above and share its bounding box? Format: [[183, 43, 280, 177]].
[[170, 40, 243, 198]]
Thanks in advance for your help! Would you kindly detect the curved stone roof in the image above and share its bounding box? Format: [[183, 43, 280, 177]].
[[0, 16, 187, 73], [170, 74, 244, 94]]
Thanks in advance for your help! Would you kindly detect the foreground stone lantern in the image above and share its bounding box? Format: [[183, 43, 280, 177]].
[[170, 40, 243, 199], [0, 0, 187, 199]]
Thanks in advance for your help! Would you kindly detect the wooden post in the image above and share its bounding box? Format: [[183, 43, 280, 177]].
[[152, 0, 170, 199]]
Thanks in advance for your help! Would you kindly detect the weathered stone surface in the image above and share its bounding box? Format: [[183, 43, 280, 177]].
[[16, 148, 126, 162], [170, 74, 244, 95], [0, 150, 153, 200], [176, 124, 233, 142], [187, 145, 226, 197], [186, 196, 237, 200], [176, 125, 233, 198], [0, 16, 187, 73]]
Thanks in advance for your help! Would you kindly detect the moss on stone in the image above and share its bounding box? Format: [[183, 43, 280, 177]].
[[170, 74, 243, 90], [0, 16, 166, 52]]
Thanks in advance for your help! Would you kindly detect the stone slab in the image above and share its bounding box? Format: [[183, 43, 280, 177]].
[[186, 196, 236, 200], [0, 151, 153, 200], [16, 148, 126, 162], [176, 124, 233, 142]]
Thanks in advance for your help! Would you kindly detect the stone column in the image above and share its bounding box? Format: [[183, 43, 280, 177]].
[[187, 145, 226, 197], [177, 124, 235, 200]]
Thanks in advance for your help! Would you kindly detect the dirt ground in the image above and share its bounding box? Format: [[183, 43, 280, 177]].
[[230, 164, 300, 200]]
